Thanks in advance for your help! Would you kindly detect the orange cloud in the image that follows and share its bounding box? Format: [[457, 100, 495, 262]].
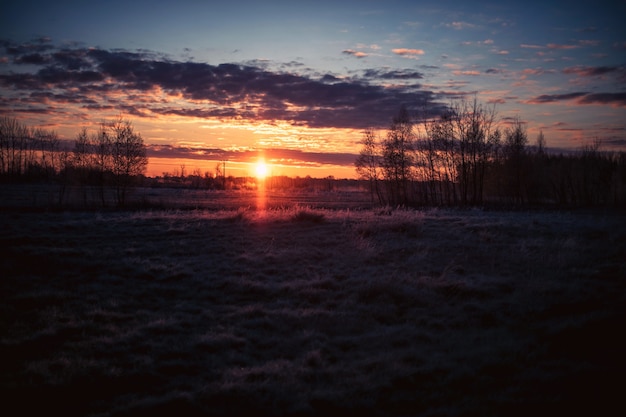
[[342, 49, 368, 58], [547, 43, 579, 50], [453, 70, 481, 76], [392, 48, 425, 56]]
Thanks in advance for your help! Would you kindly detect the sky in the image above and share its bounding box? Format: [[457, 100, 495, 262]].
[[1, 0, 625, 178]]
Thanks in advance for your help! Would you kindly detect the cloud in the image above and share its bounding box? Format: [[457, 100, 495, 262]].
[[521, 40, 598, 51], [525, 92, 626, 107], [342, 49, 368, 58], [578, 40, 600, 47], [602, 138, 626, 148], [546, 43, 579, 50], [147, 144, 358, 167], [356, 43, 381, 51], [0, 40, 446, 129], [452, 70, 481, 76], [562, 65, 624, 78], [522, 68, 556, 76], [578, 93, 626, 106], [362, 69, 423, 80], [525, 92, 589, 103], [446, 21, 477, 30], [392, 48, 425, 56]]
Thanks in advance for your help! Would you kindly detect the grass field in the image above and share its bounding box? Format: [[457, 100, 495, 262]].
[[1, 193, 625, 416]]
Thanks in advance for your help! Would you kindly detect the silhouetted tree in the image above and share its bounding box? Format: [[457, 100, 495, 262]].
[[355, 129, 383, 203], [452, 98, 499, 205], [0, 116, 30, 178], [421, 110, 459, 205], [0, 117, 65, 182], [526, 130, 550, 204], [109, 118, 148, 206], [381, 106, 415, 205], [503, 117, 528, 204]]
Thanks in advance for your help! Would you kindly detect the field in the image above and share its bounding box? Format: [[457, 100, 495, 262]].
[[1, 189, 625, 416]]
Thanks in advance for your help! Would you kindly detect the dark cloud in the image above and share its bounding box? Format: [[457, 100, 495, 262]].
[[147, 145, 358, 167], [148, 145, 228, 161], [1, 38, 54, 56], [526, 92, 588, 103], [562, 65, 624, 78], [151, 107, 252, 119], [526, 92, 626, 107], [15, 53, 50, 65], [362, 69, 423, 80], [1, 42, 445, 129], [578, 93, 626, 106], [602, 138, 626, 147], [434, 90, 474, 100], [52, 49, 93, 71], [319, 74, 342, 83]]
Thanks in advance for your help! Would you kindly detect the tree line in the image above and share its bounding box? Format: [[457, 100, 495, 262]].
[[3, 107, 625, 209], [355, 99, 626, 208], [0, 116, 147, 207]]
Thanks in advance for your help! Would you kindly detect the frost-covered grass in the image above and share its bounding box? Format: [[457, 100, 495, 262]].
[[1, 206, 625, 416]]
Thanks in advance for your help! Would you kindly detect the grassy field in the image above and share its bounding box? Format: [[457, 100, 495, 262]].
[[1, 196, 625, 416]]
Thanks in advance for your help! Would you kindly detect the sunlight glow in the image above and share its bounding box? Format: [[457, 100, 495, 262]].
[[255, 159, 269, 179]]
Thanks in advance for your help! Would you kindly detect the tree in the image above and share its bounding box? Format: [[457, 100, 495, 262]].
[[452, 98, 498, 205], [420, 110, 459, 205], [535, 130, 546, 155], [503, 117, 529, 204], [0, 117, 64, 181], [0, 116, 30, 178], [381, 106, 415, 205], [355, 129, 383, 203], [33, 128, 61, 179], [68, 118, 147, 206], [109, 118, 148, 206]]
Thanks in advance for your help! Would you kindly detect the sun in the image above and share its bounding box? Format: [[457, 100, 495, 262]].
[[255, 160, 269, 179]]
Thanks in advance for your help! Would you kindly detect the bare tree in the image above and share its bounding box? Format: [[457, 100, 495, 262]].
[[503, 117, 529, 204], [0, 117, 30, 178], [381, 106, 415, 206], [355, 129, 383, 203], [109, 118, 148, 206], [452, 98, 498, 205], [33, 128, 61, 179], [420, 110, 458, 205], [535, 130, 547, 155], [92, 123, 113, 206], [0, 117, 64, 181]]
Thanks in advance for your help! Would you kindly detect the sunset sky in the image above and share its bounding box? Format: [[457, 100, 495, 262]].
[[1, 0, 625, 178]]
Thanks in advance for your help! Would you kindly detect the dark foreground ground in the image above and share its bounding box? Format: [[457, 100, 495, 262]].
[[1, 200, 625, 416]]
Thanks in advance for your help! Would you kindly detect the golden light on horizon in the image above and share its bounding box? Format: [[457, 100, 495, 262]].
[[255, 159, 269, 179]]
